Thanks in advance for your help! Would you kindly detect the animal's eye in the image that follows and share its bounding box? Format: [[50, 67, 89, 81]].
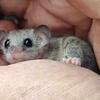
[[4, 39, 10, 49], [23, 38, 33, 48]]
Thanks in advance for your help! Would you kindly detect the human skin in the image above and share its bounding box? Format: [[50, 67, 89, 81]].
[[0, 0, 100, 68], [24, 0, 100, 69], [0, 0, 100, 99], [0, 60, 100, 100]]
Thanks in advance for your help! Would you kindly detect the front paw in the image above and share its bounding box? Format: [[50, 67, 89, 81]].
[[62, 57, 81, 66]]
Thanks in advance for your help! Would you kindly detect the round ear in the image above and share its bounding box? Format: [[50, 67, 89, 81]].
[[34, 25, 51, 39], [4, 15, 22, 25]]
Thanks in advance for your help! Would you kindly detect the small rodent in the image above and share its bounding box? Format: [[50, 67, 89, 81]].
[[0, 25, 99, 73]]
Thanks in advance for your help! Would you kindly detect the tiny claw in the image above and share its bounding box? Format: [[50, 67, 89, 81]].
[[62, 57, 81, 66]]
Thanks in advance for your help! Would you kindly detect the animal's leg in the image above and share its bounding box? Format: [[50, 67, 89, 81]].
[[62, 57, 81, 66], [62, 43, 84, 66]]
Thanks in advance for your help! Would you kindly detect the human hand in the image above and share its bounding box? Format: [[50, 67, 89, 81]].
[[0, 1, 100, 99], [0, 0, 92, 37], [0, 60, 100, 100]]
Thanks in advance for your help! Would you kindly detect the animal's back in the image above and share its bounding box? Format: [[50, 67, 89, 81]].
[[45, 36, 99, 73], [44, 38, 62, 60], [62, 36, 99, 73]]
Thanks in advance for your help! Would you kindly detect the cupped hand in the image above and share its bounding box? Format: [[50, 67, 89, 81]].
[[0, 1, 100, 99], [0, 60, 100, 100]]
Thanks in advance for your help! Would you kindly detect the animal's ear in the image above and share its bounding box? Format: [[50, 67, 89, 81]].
[[4, 15, 20, 25], [34, 25, 51, 39], [34, 25, 51, 47], [0, 30, 7, 41]]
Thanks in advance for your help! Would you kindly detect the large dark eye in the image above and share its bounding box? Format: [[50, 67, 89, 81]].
[[23, 38, 33, 48], [4, 39, 10, 49]]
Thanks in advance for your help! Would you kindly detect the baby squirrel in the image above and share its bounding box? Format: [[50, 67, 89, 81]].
[[0, 25, 99, 73]]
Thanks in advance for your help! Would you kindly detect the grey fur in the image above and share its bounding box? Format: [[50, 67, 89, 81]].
[[0, 25, 99, 73]]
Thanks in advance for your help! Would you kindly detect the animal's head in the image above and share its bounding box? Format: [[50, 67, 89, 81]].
[[0, 25, 51, 64]]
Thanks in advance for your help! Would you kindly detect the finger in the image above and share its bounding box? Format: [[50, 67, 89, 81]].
[[67, 0, 100, 18]]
